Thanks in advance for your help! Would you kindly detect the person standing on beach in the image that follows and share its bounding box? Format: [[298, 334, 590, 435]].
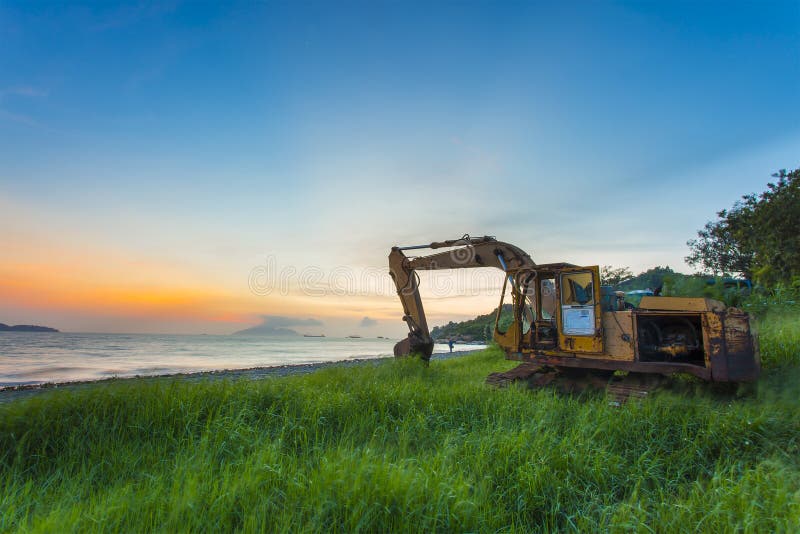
[[448, 339, 455, 353]]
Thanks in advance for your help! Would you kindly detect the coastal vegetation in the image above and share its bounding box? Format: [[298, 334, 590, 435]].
[[1, 309, 798, 531], [430, 304, 512, 342]]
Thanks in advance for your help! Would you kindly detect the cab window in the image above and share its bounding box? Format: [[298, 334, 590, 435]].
[[540, 277, 557, 319], [561, 271, 594, 306]]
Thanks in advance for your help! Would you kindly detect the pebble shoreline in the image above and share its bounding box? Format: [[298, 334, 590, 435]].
[[0, 349, 481, 405]]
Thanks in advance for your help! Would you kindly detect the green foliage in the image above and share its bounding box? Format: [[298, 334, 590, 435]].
[[687, 168, 800, 285], [662, 274, 714, 298], [1, 315, 799, 532], [755, 311, 800, 369], [600, 265, 633, 287], [661, 274, 751, 307], [740, 283, 800, 317], [661, 273, 800, 313], [617, 266, 676, 292]]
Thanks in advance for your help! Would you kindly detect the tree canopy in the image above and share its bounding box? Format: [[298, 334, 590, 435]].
[[686, 168, 800, 285], [600, 266, 634, 287]]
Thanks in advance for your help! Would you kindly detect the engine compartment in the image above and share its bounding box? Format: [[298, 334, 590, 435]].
[[636, 313, 706, 366]]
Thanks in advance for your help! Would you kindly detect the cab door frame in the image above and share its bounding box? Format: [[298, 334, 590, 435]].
[[493, 273, 521, 351], [556, 266, 604, 354]]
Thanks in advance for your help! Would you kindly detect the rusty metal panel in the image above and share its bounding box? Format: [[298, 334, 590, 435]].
[[601, 311, 635, 361], [703, 312, 728, 380], [722, 311, 760, 381], [703, 310, 760, 382]]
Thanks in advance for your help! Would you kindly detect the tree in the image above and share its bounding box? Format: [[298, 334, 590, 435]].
[[685, 205, 756, 279], [686, 168, 800, 285], [600, 266, 634, 287]]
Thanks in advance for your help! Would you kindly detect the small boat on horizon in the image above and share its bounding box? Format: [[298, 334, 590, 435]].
[[346, 335, 362, 339], [303, 334, 326, 338]]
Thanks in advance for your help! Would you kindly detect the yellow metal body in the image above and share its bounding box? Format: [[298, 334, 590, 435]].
[[390, 236, 760, 382]]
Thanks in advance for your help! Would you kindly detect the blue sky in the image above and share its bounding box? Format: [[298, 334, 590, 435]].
[[1, 1, 799, 334]]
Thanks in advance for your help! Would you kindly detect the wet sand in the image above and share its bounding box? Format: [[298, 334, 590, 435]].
[[0, 349, 481, 405]]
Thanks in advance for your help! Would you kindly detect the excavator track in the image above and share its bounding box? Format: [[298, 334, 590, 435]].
[[487, 365, 664, 405], [605, 373, 665, 406], [485, 363, 546, 388], [486, 364, 607, 391]]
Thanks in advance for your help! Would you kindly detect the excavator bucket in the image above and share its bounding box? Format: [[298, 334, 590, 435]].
[[393, 336, 434, 359]]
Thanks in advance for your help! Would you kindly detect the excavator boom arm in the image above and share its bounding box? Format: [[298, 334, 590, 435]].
[[389, 235, 536, 359]]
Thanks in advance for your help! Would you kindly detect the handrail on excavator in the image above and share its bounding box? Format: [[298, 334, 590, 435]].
[[395, 234, 497, 251]]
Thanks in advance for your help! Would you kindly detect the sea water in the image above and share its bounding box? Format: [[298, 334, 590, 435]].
[[0, 333, 484, 387]]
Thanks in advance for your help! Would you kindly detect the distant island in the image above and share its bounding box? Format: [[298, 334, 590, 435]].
[[232, 325, 299, 336], [0, 323, 59, 333]]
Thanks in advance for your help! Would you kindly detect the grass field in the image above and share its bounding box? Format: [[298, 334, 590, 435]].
[[1, 314, 799, 532]]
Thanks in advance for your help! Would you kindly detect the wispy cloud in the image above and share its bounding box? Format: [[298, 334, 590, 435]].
[[0, 86, 48, 99], [0, 85, 48, 128]]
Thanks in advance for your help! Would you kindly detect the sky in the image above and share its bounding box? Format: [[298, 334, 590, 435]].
[[1, 1, 799, 336]]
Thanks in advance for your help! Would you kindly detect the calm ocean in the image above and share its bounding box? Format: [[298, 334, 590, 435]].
[[0, 333, 482, 387]]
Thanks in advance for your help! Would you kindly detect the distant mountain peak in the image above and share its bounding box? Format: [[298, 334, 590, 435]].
[[232, 325, 299, 336]]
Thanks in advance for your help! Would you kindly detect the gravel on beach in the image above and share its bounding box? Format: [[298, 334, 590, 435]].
[[0, 349, 481, 405]]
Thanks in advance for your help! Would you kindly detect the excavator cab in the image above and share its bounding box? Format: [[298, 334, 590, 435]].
[[493, 265, 605, 355]]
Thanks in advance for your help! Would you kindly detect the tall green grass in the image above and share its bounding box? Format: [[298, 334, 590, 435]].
[[757, 312, 800, 369], [1, 317, 798, 532]]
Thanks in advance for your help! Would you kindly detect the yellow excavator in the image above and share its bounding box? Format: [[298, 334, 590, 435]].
[[389, 236, 759, 391]]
